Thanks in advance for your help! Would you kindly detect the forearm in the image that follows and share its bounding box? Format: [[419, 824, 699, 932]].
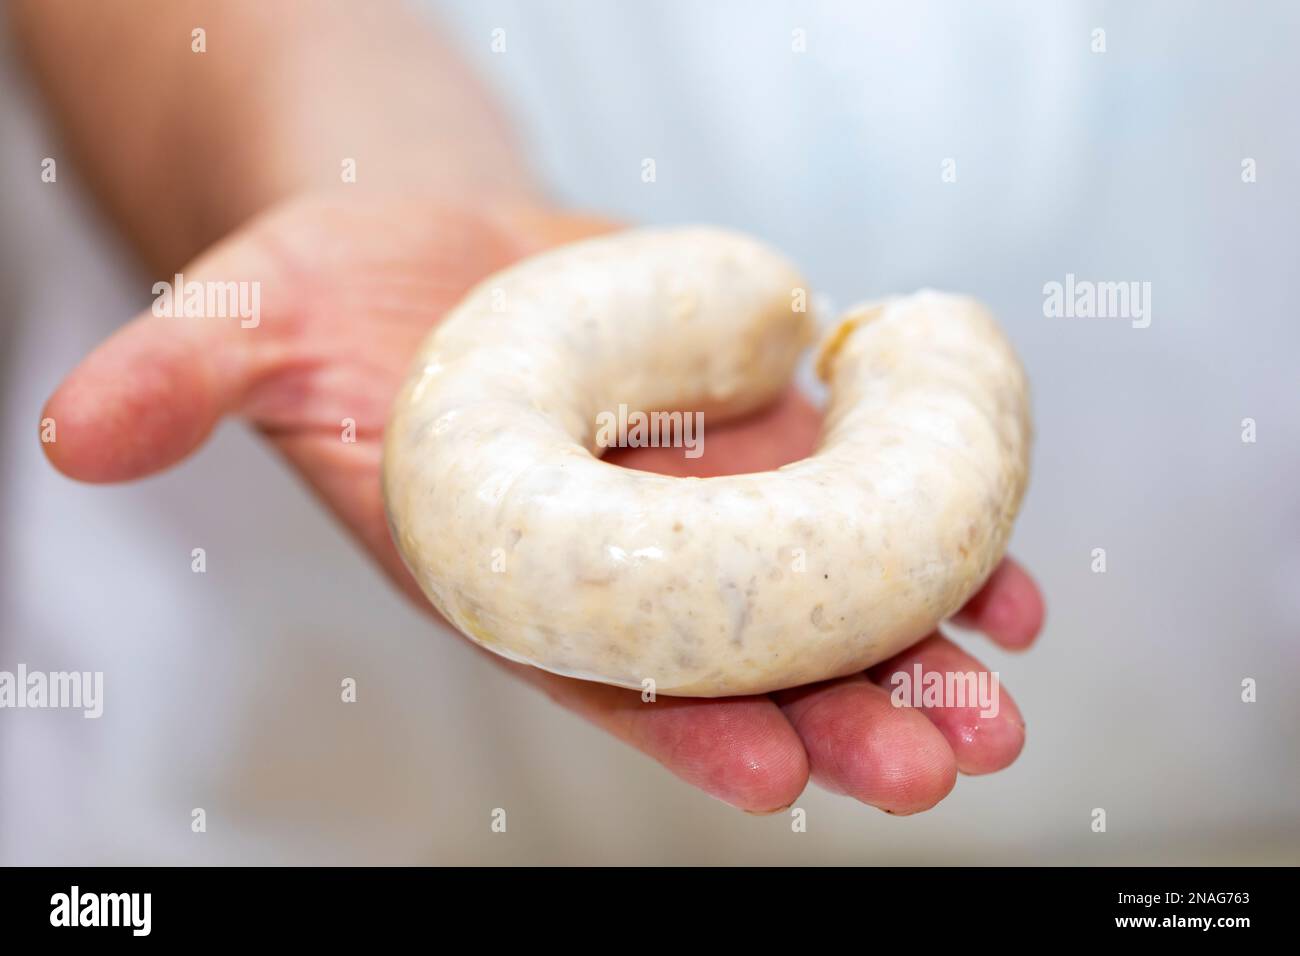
[[11, 0, 539, 271]]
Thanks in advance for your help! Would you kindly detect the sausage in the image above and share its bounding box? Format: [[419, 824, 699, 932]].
[[382, 226, 1031, 696]]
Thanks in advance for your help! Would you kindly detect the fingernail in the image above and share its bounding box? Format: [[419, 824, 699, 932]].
[[744, 800, 795, 816]]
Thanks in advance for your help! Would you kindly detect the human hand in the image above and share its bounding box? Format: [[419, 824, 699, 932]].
[[41, 194, 1044, 813]]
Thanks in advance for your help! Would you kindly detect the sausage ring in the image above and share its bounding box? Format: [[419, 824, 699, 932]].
[[382, 227, 1031, 696]]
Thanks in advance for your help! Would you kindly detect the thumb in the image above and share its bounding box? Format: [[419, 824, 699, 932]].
[[40, 230, 286, 483]]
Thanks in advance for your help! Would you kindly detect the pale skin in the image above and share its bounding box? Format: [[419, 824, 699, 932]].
[[16, 0, 1044, 813]]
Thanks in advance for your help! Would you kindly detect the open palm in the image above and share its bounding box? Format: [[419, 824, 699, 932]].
[[43, 194, 1043, 813]]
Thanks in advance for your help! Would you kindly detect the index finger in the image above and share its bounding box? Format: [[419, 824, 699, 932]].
[[948, 556, 1044, 650]]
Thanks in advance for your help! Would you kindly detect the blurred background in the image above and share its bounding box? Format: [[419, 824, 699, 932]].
[[2, 0, 1296, 864]]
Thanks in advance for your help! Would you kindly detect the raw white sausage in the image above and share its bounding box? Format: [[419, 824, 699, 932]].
[[382, 227, 1031, 696]]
